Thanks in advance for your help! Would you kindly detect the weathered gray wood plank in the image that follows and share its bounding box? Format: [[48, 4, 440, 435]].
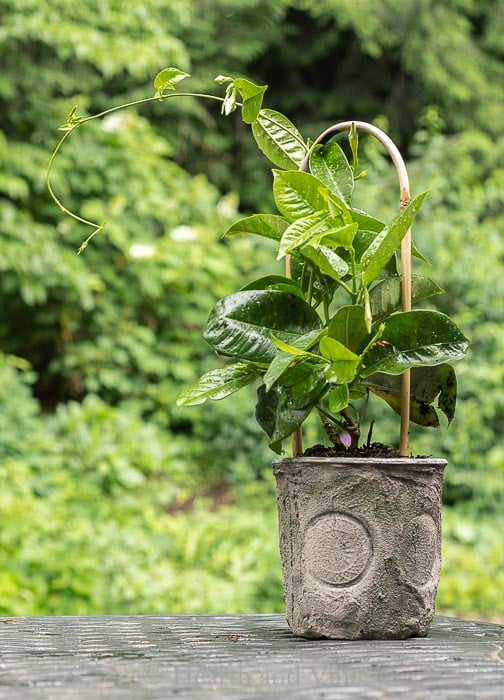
[[0, 615, 502, 698]]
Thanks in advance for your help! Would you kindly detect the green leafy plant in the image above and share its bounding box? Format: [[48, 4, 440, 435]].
[[49, 69, 469, 456]]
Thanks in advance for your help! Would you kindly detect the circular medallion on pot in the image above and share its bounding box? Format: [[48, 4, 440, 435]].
[[302, 513, 373, 588], [399, 514, 439, 587]]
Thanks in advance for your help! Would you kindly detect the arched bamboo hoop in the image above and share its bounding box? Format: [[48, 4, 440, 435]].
[[288, 121, 411, 458]]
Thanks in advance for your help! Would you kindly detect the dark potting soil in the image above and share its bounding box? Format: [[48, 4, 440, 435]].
[[303, 443, 402, 458]]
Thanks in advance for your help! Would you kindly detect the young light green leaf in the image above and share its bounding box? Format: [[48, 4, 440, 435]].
[[327, 384, 350, 413], [320, 338, 360, 383], [273, 170, 330, 222], [319, 189, 353, 224], [225, 214, 288, 241], [176, 363, 261, 406], [271, 334, 315, 357], [349, 122, 359, 173], [58, 105, 83, 131], [309, 142, 354, 203], [264, 328, 326, 390], [233, 78, 267, 124], [361, 310, 468, 377], [360, 192, 428, 284], [277, 213, 329, 259], [252, 109, 308, 169], [310, 222, 358, 250], [301, 244, 349, 281], [154, 67, 190, 96]]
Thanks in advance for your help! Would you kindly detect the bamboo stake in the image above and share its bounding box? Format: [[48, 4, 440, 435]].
[[295, 121, 412, 457]]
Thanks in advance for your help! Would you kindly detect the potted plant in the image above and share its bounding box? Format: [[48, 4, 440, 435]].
[[49, 70, 468, 640]]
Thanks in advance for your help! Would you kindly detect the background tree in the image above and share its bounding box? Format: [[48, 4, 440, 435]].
[[0, 0, 502, 618]]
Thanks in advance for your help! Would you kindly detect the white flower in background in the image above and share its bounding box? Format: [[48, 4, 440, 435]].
[[170, 225, 196, 242], [129, 243, 155, 259], [216, 192, 239, 218], [102, 114, 125, 133]]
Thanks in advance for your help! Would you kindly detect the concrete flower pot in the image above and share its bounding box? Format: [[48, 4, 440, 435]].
[[273, 457, 447, 640]]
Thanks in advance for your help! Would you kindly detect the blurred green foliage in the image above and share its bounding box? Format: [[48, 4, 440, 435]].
[[0, 0, 502, 620]]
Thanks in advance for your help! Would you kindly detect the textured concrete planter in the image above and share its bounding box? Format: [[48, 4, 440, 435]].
[[273, 457, 447, 640]]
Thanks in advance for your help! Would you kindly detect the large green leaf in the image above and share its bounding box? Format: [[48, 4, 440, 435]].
[[369, 275, 445, 322], [252, 109, 308, 169], [233, 78, 267, 124], [309, 142, 354, 203], [255, 384, 311, 454], [176, 363, 261, 406], [365, 364, 458, 426], [361, 192, 427, 284], [361, 310, 468, 377], [204, 290, 322, 364], [276, 362, 327, 409], [273, 170, 330, 222], [225, 214, 288, 241], [328, 305, 369, 352]]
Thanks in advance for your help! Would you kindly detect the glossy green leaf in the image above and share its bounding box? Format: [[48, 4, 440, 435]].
[[301, 244, 349, 281], [352, 210, 385, 233], [277, 213, 329, 259], [286, 364, 327, 409], [328, 305, 369, 352], [233, 78, 267, 124], [361, 310, 468, 377], [327, 384, 350, 413], [264, 329, 325, 390], [369, 275, 444, 322], [309, 142, 354, 203], [319, 189, 353, 224], [176, 363, 261, 406], [311, 222, 358, 250], [255, 383, 311, 454], [353, 231, 398, 276], [412, 240, 431, 265], [252, 109, 308, 169], [365, 364, 458, 426], [225, 214, 288, 241], [204, 290, 322, 364], [273, 170, 329, 222], [320, 338, 360, 383], [361, 192, 428, 284], [153, 67, 190, 95]]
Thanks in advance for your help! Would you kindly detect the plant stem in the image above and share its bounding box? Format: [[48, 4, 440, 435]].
[[341, 408, 360, 450], [46, 92, 226, 240], [307, 265, 315, 305], [317, 406, 343, 447]]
